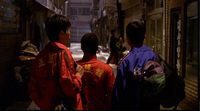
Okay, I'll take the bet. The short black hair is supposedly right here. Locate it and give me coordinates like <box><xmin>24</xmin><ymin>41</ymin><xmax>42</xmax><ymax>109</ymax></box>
<box><xmin>126</xmin><ymin>21</ymin><xmax>145</xmax><ymax>44</ymax></box>
<box><xmin>45</xmin><ymin>14</ymin><xmax>71</xmax><ymax>42</ymax></box>
<box><xmin>81</xmin><ymin>33</ymin><xmax>98</xmax><ymax>54</ymax></box>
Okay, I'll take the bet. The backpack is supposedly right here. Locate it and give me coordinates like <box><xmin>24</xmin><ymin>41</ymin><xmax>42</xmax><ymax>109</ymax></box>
<box><xmin>140</xmin><ymin>54</ymin><xmax>185</xmax><ymax>109</ymax></box>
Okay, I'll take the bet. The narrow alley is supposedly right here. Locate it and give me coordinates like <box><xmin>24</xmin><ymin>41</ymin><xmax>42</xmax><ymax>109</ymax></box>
<box><xmin>0</xmin><ymin>0</ymin><xmax>198</xmax><ymax>110</ymax></box>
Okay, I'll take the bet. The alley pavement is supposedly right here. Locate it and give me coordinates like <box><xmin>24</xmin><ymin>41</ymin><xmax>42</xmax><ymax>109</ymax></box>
<box><xmin>6</xmin><ymin>43</ymin><xmax>180</xmax><ymax>110</ymax></box>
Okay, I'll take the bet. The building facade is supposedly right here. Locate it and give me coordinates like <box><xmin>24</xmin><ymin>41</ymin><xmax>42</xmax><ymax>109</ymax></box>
<box><xmin>165</xmin><ymin>0</ymin><xmax>198</xmax><ymax>110</ymax></box>
<box><xmin>91</xmin><ymin>0</ymin><xmax>117</xmax><ymax>48</ymax></box>
<box><xmin>67</xmin><ymin>0</ymin><xmax>92</xmax><ymax>43</ymax></box>
<box><xmin>118</xmin><ymin>0</ymin><xmax>144</xmax><ymax>51</ymax></box>
<box><xmin>30</xmin><ymin>0</ymin><xmax>67</xmax><ymax>51</ymax></box>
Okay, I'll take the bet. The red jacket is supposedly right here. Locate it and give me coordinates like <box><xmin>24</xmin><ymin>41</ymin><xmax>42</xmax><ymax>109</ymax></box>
<box><xmin>76</xmin><ymin>54</ymin><xmax>115</xmax><ymax>110</ymax></box>
<box><xmin>29</xmin><ymin>42</ymin><xmax>83</xmax><ymax>110</ymax></box>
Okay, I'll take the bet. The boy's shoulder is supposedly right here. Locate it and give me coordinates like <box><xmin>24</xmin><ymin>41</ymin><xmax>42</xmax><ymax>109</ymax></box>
<box><xmin>94</xmin><ymin>59</ymin><xmax>113</xmax><ymax>70</ymax></box>
<box><xmin>131</xmin><ymin>46</ymin><xmax>152</xmax><ymax>52</ymax></box>
<box><xmin>119</xmin><ymin>46</ymin><xmax>155</xmax><ymax>63</ymax></box>
<box><xmin>117</xmin><ymin>53</ymin><xmax>130</xmax><ymax>66</ymax></box>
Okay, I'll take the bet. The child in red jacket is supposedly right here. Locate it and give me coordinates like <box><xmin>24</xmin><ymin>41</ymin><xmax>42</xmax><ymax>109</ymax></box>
<box><xmin>29</xmin><ymin>14</ymin><xmax>84</xmax><ymax>110</ymax></box>
<box><xmin>76</xmin><ymin>33</ymin><xmax>115</xmax><ymax>110</ymax></box>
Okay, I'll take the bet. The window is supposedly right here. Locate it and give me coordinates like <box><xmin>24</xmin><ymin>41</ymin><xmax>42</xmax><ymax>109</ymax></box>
<box><xmin>156</xmin><ymin>0</ymin><xmax>162</xmax><ymax>8</ymax></box>
<box><xmin>86</xmin><ymin>8</ymin><xmax>90</xmax><ymax>15</ymax></box>
<box><xmin>147</xmin><ymin>0</ymin><xmax>155</xmax><ymax>13</ymax></box>
<box><xmin>70</xmin><ymin>7</ymin><xmax>77</xmax><ymax>15</ymax></box>
<box><xmin>73</xmin><ymin>7</ymin><xmax>77</xmax><ymax>15</ymax></box>
<box><xmin>70</xmin><ymin>7</ymin><xmax>73</xmax><ymax>15</ymax></box>
<box><xmin>150</xmin><ymin>20</ymin><xmax>155</xmax><ymax>48</ymax></box>
<box><xmin>149</xmin><ymin>18</ymin><xmax>163</xmax><ymax>54</ymax></box>
<box><xmin>78</xmin><ymin>7</ymin><xmax>90</xmax><ymax>15</ymax></box>
<box><xmin>147</xmin><ymin>0</ymin><xmax>162</xmax><ymax>13</ymax></box>
<box><xmin>83</xmin><ymin>8</ymin><xmax>86</xmax><ymax>15</ymax></box>
<box><xmin>156</xmin><ymin>19</ymin><xmax>162</xmax><ymax>54</ymax></box>
<box><xmin>78</xmin><ymin>8</ymin><xmax>82</xmax><ymax>15</ymax></box>
<box><xmin>185</xmin><ymin>0</ymin><xmax>198</xmax><ymax>83</ymax></box>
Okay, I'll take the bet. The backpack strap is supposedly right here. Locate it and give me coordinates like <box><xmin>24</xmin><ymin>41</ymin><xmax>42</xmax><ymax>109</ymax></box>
<box><xmin>56</xmin><ymin>49</ymin><xmax>81</xmax><ymax>92</ymax></box>
<box><xmin>56</xmin><ymin>49</ymin><xmax>87</xmax><ymax>106</ymax></box>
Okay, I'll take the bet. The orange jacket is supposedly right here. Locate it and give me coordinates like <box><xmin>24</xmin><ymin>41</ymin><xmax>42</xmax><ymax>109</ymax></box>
<box><xmin>29</xmin><ymin>42</ymin><xmax>83</xmax><ymax>110</ymax></box>
<box><xmin>76</xmin><ymin>54</ymin><xmax>115</xmax><ymax>110</ymax></box>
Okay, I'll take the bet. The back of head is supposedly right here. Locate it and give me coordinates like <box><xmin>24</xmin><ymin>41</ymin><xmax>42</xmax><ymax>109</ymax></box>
<box><xmin>126</xmin><ymin>21</ymin><xmax>145</xmax><ymax>45</ymax></box>
<box><xmin>81</xmin><ymin>33</ymin><xmax>98</xmax><ymax>54</ymax></box>
<box><xmin>45</xmin><ymin>14</ymin><xmax>71</xmax><ymax>42</ymax></box>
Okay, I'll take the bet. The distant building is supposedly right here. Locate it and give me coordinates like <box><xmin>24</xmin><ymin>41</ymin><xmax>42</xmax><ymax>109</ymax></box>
<box><xmin>67</xmin><ymin>0</ymin><xmax>92</xmax><ymax>42</ymax></box>
<box><xmin>90</xmin><ymin>0</ymin><xmax>117</xmax><ymax>48</ymax></box>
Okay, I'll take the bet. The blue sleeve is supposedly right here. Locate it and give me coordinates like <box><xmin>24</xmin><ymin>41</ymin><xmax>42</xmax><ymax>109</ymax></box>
<box><xmin>110</xmin><ymin>61</ymin><xmax>128</xmax><ymax>110</ymax></box>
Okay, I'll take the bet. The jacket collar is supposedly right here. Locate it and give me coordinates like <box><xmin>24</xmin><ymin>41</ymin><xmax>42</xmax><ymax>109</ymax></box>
<box><xmin>81</xmin><ymin>54</ymin><xmax>97</xmax><ymax>62</ymax></box>
<box><xmin>130</xmin><ymin>45</ymin><xmax>152</xmax><ymax>53</ymax></box>
<box><xmin>45</xmin><ymin>42</ymin><xmax>68</xmax><ymax>51</ymax></box>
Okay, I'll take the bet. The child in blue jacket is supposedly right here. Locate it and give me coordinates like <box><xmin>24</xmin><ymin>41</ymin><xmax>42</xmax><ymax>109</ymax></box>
<box><xmin>110</xmin><ymin>21</ymin><xmax>159</xmax><ymax>110</ymax></box>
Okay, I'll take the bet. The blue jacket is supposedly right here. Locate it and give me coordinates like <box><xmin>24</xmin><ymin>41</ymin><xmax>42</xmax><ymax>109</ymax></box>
<box><xmin>110</xmin><ymin>46</ymin><xmax>159</xmax><ymax>110</ymax></box>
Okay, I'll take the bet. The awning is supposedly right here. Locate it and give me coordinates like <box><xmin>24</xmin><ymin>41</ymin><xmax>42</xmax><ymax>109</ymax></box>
<box><xmin>29</xmin><ymin>0</ymin><xmax>55</xmax><ymax>14</ymax></box>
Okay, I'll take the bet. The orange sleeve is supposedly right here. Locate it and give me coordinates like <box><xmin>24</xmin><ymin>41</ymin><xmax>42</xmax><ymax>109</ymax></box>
<box><xmin>105</xmin><ymin>66</ymin><xmax>116</xmax><ymax>109</ymax></box>
<box><xmin>58</xmin><ymin>51</ymin><xmax>82</xmax><ymax>97</ymax></box>
<box><xmin>29</xmin><ymin>61</ymin><xmax>42</xmax><ymax>107</ymax></box>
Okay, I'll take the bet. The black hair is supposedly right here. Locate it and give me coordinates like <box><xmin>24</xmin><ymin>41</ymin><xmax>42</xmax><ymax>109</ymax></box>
<box><xmin>81</xmin><ymin>33</ymin><xmax>98</xmax><ymax>54</ymax></box>
<box><xmin>126</xmin><ymin>21</ymin><xmax>145</xmax><ymax>44</ymax></box>
<box><xmin>45</xmin><ymin>14</ymin><xmax>71</xmax><ymax>42</ymax></box>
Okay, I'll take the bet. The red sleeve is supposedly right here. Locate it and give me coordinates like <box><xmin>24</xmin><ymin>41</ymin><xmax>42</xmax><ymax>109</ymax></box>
<box><xmin>58</xmin><ymin>51</ymin><xmax>82</xmax><ymax>97</ymax></box>
<box><xmin>29</xmin><ymin>61</ymin><xmax>42</xmax><ymax>107</ymax></box>
<box><xmin>105</xmin><ymin>66</ymin><xmax>116</xmax><ymax>109</ymax></box>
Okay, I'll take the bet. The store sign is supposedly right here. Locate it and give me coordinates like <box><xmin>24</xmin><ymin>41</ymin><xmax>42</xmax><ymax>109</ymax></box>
<box><xmin>71</xmin><ymin>20</ymin><xmax>90</xmax><ymax>27</ymax></box>
<box><xmin>176</xmin><ymin>19</ymin><xmax>181</xmax><ymax>75</ymax></box>
<box><xmin>0</xmin><ymin>0</ymin><xmax>20</xmax><ymax>33</ymax></box>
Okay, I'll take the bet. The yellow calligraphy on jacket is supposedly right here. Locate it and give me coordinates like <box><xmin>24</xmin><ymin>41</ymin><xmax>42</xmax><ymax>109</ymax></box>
<box><xmin>48</xmin><ymin>54</ymin><xmax>54</xmax><ymax>63</ymax></box>
<box><xmin>38</xmin><ymin>58</ymin><xmax>45</xmax><ymax>68</ymax></box>
<box><xmin>95</xmin><ymin>68</ymin><xmax>104</xmax><ymax>78</ymax></box>
<box><xmin>84</xmin><ymin>64</ymin><xmax>91</xmax><ymax>73</ymax></box>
